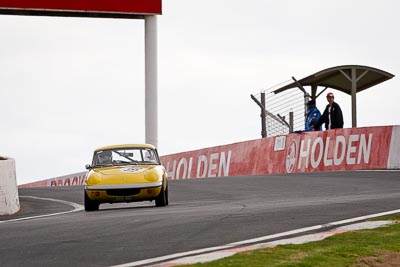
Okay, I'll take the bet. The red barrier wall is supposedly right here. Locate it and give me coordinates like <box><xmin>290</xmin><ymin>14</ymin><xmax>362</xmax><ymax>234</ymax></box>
<box><xmin>18</xmin><ymin>125</ymin><xmax>399</xmax><ymax>187</ymax></box>
<box><xmin>160</xmin><ymin>126</ymin><xmax>399</xmax><ymax>179</ymax></box>
<box><xmin>18</xmin><ymin>172</ymin><xmax>86</xmax><ymax>188</ymax></box>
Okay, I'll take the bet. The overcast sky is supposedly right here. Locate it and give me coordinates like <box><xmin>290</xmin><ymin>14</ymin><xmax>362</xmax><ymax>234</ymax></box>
<box><xmin>1</xmin><ymin>0</ymin><xmax>399</xmax><ymax>185</ymax></box>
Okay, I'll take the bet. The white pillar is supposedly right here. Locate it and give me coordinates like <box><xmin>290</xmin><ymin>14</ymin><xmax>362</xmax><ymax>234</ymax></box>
<box><xmin>0</xmin><ymin>156</ymin><xmax>20</xmax><ymax>215</ymax></box>
<box><xmin>351</xmin><ymin>68</ymin><xmax>357</xmax><ymax>128</ymax></box>
<box><xmin>145</xmin><ymin>15</ymin><xmax>158</xmax><ymax>147</ymax></box>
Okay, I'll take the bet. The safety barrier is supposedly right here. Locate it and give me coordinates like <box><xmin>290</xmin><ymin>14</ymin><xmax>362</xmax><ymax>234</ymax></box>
<box><xmin>0</xmin><ymin>156</ymin><xmax>20</xmax><ymax>215</ymax></box>
<box><xmin>16</xmin><ymin>125</ymin><xmax>400</xmax><ymax>188</ymax></box>
<box><xmin>160</xmin><ymin>125</ymin><xmax>400</xmax><ymax>179</ymax></box>
<box><xmin>18</xmin><ymin>172</ymin><xmax>87</xmax><ymax>188</ymax></box>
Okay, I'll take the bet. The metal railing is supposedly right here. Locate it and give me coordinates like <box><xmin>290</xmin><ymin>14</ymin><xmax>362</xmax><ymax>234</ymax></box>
<box><xmin>251</xmin><ymin>80</ymin><xmax>305</xmax><ymax>138</ymax></box>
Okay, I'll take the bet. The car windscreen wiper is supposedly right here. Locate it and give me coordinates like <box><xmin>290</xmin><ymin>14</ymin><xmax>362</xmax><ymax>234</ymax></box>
<box><xmin>94</xmin><ymin>164</ymin><xmax>113</xmax><ymax>168</ymax></box>
<box><xmin>113</xmin><ymin>161</ymin><xmax>139</xmax><ymax>165</ymax></box>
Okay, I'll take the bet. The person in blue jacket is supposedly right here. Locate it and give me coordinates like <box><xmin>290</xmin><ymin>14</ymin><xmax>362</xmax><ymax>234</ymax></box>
<box><xmin>305</xmin><ymin>99</ymin><xmax>321</xmax><ymax>131</ymax></box>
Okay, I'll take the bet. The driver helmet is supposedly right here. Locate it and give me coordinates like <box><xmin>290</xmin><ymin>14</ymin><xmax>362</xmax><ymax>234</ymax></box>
<box><xmin>98</xmin><ymin>150</ymin><xmax>112</xmax><ymax>164</ymax></box>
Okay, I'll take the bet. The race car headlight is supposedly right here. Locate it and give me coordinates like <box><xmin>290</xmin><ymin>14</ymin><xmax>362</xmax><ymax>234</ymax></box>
<box><xmin>86</xmin><ymin>175</ymin><xmax>101</xmax><ymax>185</ymax></box>
<box><xmin>144</xmin><ymin>172</ymin><xmax>158</xmax><ymax>182</ymax></box>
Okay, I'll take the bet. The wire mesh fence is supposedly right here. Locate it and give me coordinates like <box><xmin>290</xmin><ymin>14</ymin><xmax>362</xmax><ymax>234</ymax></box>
<box><xmin>252</xmin><ymin>80</ymin><xmax>306</xmax><ymax>137</ymax></box>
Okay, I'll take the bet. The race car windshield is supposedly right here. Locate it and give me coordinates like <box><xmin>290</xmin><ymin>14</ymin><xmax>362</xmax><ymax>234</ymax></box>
<box><xmin>92</xmin><ymin>148</ymin><xmax>160</xmax><ymax>167</ymax></box>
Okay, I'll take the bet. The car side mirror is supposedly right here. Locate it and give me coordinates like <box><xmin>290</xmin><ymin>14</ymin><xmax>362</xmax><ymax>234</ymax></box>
<box><xmin>85</xmin><ymin>164</ymin><xmax>92</xmax><ymax>170</ymax></box>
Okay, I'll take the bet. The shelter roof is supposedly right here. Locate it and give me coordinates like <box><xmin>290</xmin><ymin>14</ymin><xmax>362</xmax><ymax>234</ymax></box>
<box><xmin>273</xmin><ymin>65</ymin><xmax>394</xmax><ymax>95</ymax></box>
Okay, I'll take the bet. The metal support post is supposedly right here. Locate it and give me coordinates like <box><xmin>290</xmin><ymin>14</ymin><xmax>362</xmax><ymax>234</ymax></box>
<box><xmin>251</xmin><ymin>94</ymin><xmax>267</xmax><ymax>138</ymax></box>
<box><xmin>260</xmin><ymin>93</ymin><xmax>267</xmax><ymax>138</ymax></box>
<box><xmin>351</xmin><ymin>68</ymin><xmax>357</xmax><ymax>127</ymax></box>
<box><xmin>145</xmin><ymin>15</ymin><xmax>158</xmax><ymax>147</ymax></box>
<box><xmin>289</xmin><ymin>111</ymin><xmax>294</xmax><ymax>133</ymax></box>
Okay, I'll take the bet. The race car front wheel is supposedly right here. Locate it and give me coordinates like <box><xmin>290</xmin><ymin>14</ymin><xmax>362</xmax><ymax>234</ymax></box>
<box><xmin>155</xmin><ymin>185</ymin><xmax>167</xmax><ymax>207</ymax></box>
<box><xmin>84</xmin><ymin>191</ymin><xmax>100</xmax><ymax>211</ymax></box>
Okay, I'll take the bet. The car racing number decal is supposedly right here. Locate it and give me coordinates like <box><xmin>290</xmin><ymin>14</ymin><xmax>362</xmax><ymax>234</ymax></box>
<box><xmin>121</xmin><ymin>167</ymin><xmax>144</xmax><ymax>173</ymax></box>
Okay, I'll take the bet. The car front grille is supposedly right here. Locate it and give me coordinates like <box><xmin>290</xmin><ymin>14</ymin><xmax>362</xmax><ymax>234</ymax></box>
<box><xmin>106</xmin><ymin>188</ymin><xmax>141</xmax><ymax>196</ymax></box>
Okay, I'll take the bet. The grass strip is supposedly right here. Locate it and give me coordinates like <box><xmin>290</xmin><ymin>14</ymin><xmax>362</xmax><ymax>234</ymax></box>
<box><xmin>181</xmin><ymin>216</ymin><xmax>400</xmax><ymax>267</ymax></box>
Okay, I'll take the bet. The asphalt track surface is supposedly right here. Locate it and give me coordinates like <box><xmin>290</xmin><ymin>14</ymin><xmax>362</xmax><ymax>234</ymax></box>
<box><xmin>1</xmin><ymin>171</ymin><xmax>400</xmax><ymax>267</ymax></box>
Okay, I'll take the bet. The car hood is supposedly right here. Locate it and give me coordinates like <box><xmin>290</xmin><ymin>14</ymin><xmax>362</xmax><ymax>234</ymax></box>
<box><xmin>86</xmin><ymin>165</ymin><xmax>162</xmax><ymax>186</ymax></box>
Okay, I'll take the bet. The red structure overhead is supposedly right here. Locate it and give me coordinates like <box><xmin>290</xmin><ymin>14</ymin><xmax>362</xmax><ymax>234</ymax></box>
<box><xmin>0</xmin><ymin>0</ymin><xmax>162</xmax><ymax>18</ymax></box>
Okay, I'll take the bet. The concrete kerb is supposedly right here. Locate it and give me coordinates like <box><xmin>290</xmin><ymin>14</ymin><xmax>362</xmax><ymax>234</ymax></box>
<box><xmin>109</xmin><ymin>209</ymin><xmax>400</xmax><ymax>267</ymax></box>
<box><xmin>151</xmin><ymin>221</ymin><xmax>394</xmax><ymax>267</ymax></box>
<box><xmin>0</xmin><ymin>156</ymin><xmax>20</xmax><ymax>215</ymax></box>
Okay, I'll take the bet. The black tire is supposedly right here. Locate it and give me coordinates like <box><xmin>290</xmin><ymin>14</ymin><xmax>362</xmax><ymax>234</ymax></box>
<box><xmin>84</xmin><ymin>191</ymin><xmax>99</xmax><ymax>211</ymax></box>
<box><xmin>155</xmin><ymin>185</ymin><xmax>167</xmax><ymax>207</ymax></box>
<box><xmin>165</xmin><ymin>186</ymin><xmax>169</xmax><ymax>206</ymax></box>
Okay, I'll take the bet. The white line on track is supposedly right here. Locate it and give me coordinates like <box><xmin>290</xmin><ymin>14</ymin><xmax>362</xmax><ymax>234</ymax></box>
<box><xmin>109</xmin><ymin>208</ymin><xmax>400</xmax><ymax>267</ymax></box>
<box><xmin>355</xmin><ymin>169</ymin><xmax>400</xmax><ymax>172</ymax></box>
<box><xmin>0</xmin><ymin>196</ymin><xmax>84</xmax><ymax>224</ymax></box>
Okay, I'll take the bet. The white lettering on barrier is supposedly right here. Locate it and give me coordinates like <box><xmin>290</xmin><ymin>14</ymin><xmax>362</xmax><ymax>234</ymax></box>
<box><xmin>358</xmin><ymin>134</ymin><xmax>372</xmax><ymax>164</ymax></box>
<box><xmin>208</xmin><ymin>153</ymin><xmax>219</xmax><ymax>177</ymax></box>
<box><xmin>347</xmin><ymin>134</ymin><xmax>358</xmax><ymax>164</ymax></box>
<box><xmin>310</xmin><ymin>137</ymin><xmax>323</xmax><ymax>168</ymax></box>
<box><xmin>177</xmin><ymin>157</ymin><xmax>188</xmax><ymax>179</ymax></box>
<box><xmin>297</xmin><ymin>139</ymin><xmax>310</xmax><ymax>169</ymax></box>
<box><xmin>166</xmin><ymin>160</ymin><xmax>177</xmax><ymax>179</ymax></box>
<box><xmin>166</xmin><ymin>151</ymin><xmax>232</xmax><ymax>179</ymax></box>
<box><xmin>50</xmin><ymin>175</ymin><xmax>86</xmax><ymax>187</ymax></box>
<box><xmin>218</xmin><ymin>151</ymin><xmax>231</xmax><ymax>177</ymax></box>
<box><xmin>323</xmin><ymin>137</ymin><xmax>333</xmax><ymax>166</ymax></box>
<box><xmin>334</xmin><ymin>136</ymin><xmax>346</xmax><ymax>165</ymax></box>
<box><xmin>197</xmin><ymin>155</ymin><xmax>207</xmax><ymax>178</ymax></box>
<box><xmin>287</xmin><ymin>133</ymin><xmax>372</xmax><ymax>172</ymax></box>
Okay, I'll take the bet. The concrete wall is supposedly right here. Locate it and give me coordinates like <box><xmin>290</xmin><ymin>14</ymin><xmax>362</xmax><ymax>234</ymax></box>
<box><xmin>0</xmin><ymin>156</ymin><xmax>20</xmax><ymax>215</ymax></box>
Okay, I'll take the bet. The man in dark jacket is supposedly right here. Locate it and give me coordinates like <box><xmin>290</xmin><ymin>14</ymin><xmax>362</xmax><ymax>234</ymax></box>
<box><xmin>313</xmin><ymin>92</ymin><xmax>343</xmax><ymax>130</ymax></box>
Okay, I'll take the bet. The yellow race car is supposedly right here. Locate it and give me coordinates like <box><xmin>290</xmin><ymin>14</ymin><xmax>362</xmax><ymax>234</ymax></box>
<box><xmin>84</xmin><ymin>144</ymin><xmax>168</xmax><ymax>211</ymax></box>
